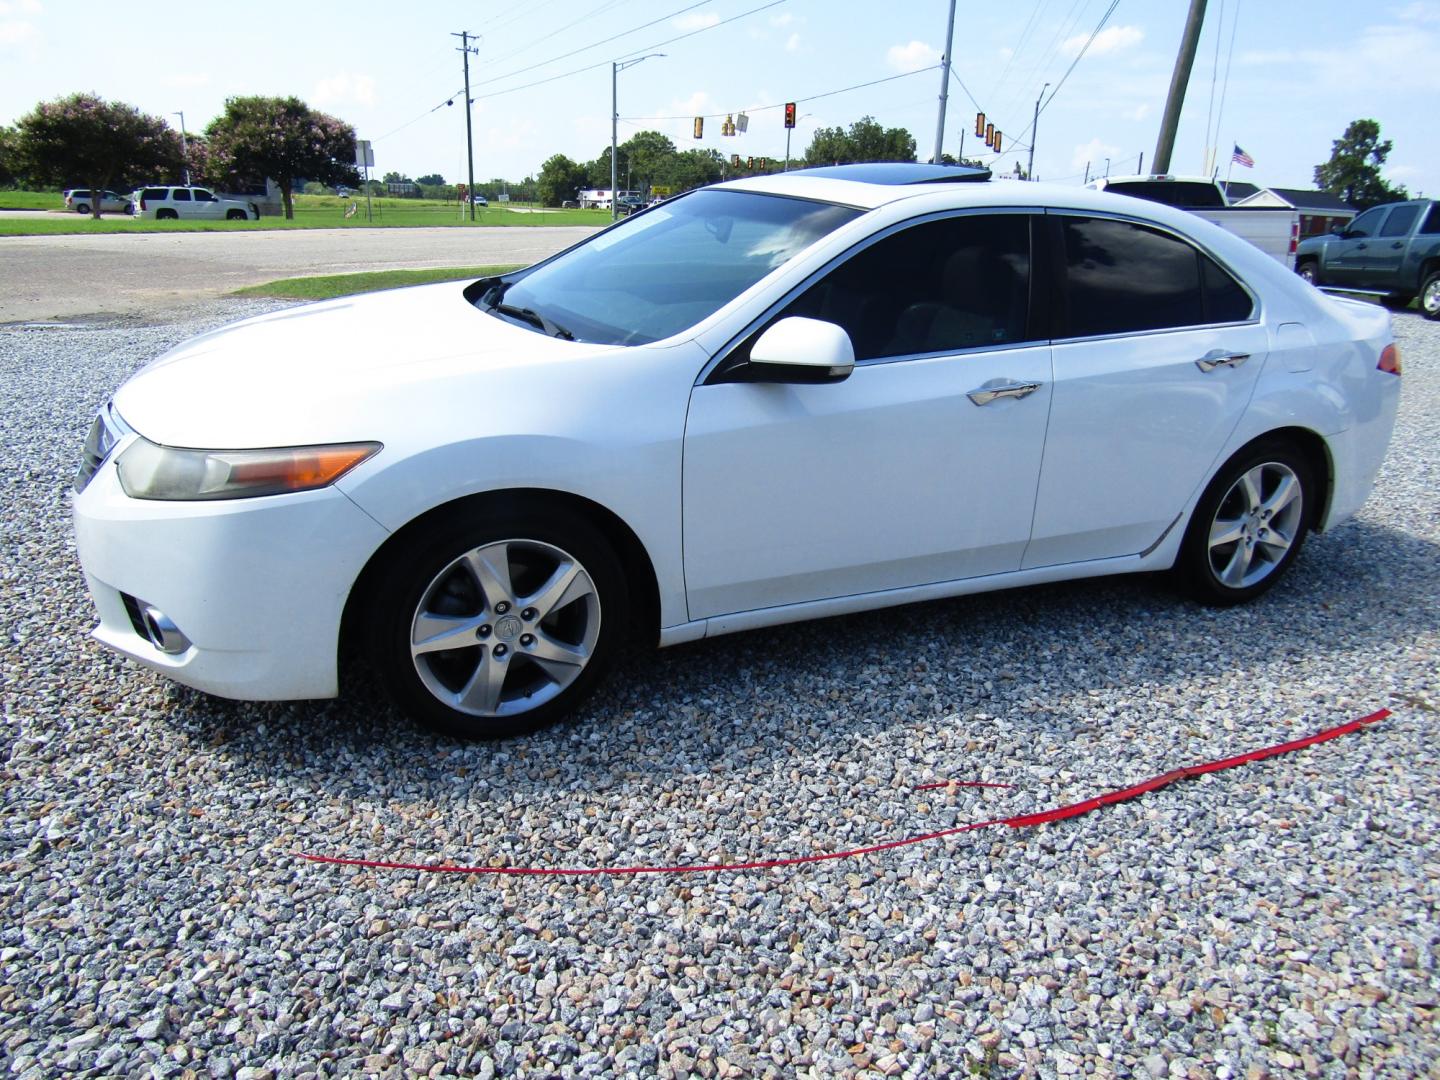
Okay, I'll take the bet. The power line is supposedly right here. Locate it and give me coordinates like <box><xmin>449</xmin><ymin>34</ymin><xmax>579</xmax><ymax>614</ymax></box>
<box><xmin>484</xmin><ymin>0</ymin><xmax>631</xmax><ymax>69</ymax></box>
<box><xmin>623</xmin><ymin>65</ymin><xmax>941</xmax><ymax>121</ymax></box>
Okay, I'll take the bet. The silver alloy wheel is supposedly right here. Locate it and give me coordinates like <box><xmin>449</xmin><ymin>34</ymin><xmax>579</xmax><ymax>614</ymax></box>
<box><xmin>1424</xmin><ymin>276</ymin><xmax>1440</xmax><ymax>316</ymax></box>
<box><xmin>408</xmin><ymin>538</ymin><xmax>601</xmax><ymax>718</ymax></box>
<box><xmin>1207</xmin><ymin>462</ymin><xmax>1304</xmax><ymax>590</ymax></box>
<box><xmin>1297</xmin><ymin>263</ymin><xmax>1316</xmax><ymax>284</ymax></box>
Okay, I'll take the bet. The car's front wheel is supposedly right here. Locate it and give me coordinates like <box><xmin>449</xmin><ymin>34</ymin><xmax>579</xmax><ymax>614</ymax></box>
<box><xmin>370</xmin><ymin>505</ymin><xmax>628</xmax><ymax>739</ymax></box>
<box><xmin>1177</xmin><ymin>441</ymin><xmax>1315</xmax><ymax>606</ymax></box>
<box><xmin>1296</xmin><ymin>260</ymin><xmax>1319</xmax><ymax>286</ymax></box>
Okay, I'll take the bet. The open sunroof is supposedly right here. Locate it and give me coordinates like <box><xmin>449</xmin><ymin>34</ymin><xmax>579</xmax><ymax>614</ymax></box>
<box><xmin>784</xmin><ymin>163</ymin><xmax>991</xmax><ymax>184</ymax></box>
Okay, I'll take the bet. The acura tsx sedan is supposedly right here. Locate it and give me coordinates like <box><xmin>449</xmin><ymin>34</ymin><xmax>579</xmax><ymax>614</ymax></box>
<box><xmin>72</xmin><ymin>164</ymin><xmax>1401</xmax><ymax>738</ymax></box>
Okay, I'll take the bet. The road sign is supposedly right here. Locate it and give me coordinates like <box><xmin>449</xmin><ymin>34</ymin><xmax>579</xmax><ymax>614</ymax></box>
<box><xmin>354</xmin><ymin>139</ymin><xmax>374</xmax><ymax>168</ymax></box>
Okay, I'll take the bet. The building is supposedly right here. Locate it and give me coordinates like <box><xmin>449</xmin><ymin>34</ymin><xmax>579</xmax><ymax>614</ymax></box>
<box><xmin>1234</xmin><ymin>188</ymin><xmax>1356</xmax><ymax>239</ymax></box>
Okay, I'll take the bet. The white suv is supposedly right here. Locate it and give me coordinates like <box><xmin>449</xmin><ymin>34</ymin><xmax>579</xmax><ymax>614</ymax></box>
<box><xmin>132</xmin><ymin>186</ymin><xmax>259</xmax><ymax>221</ymax></box>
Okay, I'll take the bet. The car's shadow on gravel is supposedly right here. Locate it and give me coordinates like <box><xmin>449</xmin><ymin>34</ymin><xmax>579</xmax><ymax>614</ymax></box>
<box><xmin>163</xmin><ymin>518</ymin><xmax>1439</xmax><ymax>805</ymax></box>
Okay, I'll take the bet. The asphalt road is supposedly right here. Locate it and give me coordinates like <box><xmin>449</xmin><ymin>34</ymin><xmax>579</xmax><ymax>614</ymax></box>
<box><xmin>0</xmin><ymin>225</ymin><xmax>600</xmax><ymax>323</ymax></box>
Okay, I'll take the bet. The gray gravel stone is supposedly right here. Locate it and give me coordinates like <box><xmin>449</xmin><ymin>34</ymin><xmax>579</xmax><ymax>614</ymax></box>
<box><xmin>1</xmin><ymin>299</ymin><xmax>1437</xmax><ymax>1078</ymax></box>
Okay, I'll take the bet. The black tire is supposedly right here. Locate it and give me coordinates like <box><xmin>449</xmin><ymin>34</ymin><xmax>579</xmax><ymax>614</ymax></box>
<box><xmin>1421</xmin><ymin>270</ymin><xmax>1440</xmax><ymax>322</ymax></box>
<box><xmin>1176</xmin><ymin>440</ymin><xmax>1316</xmax><ymax>606</ymax></box>
<box><xmin>156</xmin><ymin>209</ymin><xmax>178</xmax><ymax>220</ymax></box>
<box><xmin>1295</xmin><ymin>260</ymin><xmax>1320</xmax><ymax>286</ymax></box>
<box><xmin>368</xmin><ymin>503</ymin><xmax>629</xmax><ymax>739</ymax></box>
<box><xmin>1380</xmin><ymin>293</ymin><xmax>1414</xmax><ymax>311</ymax></box>
<box><xmin>226</xmin><ymin>209</ymin><xmax>246</xmax><ymax>220</ymax></box>
<box><xmin>74</xmin><ymin>204</ymin><xmax>90</xmax><ymax>215</ymax></box>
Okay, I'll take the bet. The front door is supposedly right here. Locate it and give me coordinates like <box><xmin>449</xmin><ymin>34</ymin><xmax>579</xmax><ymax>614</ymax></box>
<box><xmin>682</xmin><ymin>212</ymin><xmax>1053</xmax><ymax>620</ymax></box>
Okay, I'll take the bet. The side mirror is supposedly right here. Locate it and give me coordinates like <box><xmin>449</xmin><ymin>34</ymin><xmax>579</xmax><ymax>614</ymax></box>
<box><xmin>745</xmin><ymin>317</ymin><xmax>855</xmax><ymax>384</ymax></box>
<box><xmin>1330</xmin><ymin>224</ymin><xmax>1345</xmax><ymax>237</ymax></box>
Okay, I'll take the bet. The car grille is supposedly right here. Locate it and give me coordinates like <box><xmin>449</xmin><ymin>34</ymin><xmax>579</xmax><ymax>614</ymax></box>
<box><xmin>74</xmin><ymin>404</ymin><xmax>126</xmax><ymax>493</ymax></box>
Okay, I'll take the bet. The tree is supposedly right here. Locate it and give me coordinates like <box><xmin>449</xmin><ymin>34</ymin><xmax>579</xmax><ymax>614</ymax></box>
<box><xmin>205</xmin><ymin>96</ymin><xmax>358</xmax><ymax>219</ymax></box>
<box><xmin>13</xmin><ymin>93</ymin><xmax>182</xmax><ymax>217</ymax></box>
<box><xmin>538</xmin><ymin>154</ymin><xmax>588</xmax><ymax>206</ymax></box>
<box><xmin>416</xmin><ymin>173</ymin><xmax>445</xmax><ymax>186</ymax></box>
<box><xmin>803</xmin><ymin>116</ymin><xmax>917</xmax><ymax>166</ymax></box>
<box><xmin>1314</xmin><ymin>119</ymin><xmax>1409</xmax><ymax>211</ymax></box>
<box><xmin>0</xmin><ymin>126</ymin><xmax>21</xmax><ymax>188</ymax></box>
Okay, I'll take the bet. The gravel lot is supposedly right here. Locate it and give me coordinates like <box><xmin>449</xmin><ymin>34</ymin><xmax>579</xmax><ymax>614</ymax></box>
<box><xmin>2</xmin><ymin>302</ymin><xmax>1437</xmax><ymax>1079</ymax></box>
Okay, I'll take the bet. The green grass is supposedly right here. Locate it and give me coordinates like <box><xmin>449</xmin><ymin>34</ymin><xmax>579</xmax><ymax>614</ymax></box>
<box><xmin>232</xmin><ymin>265</ymin><xmax>523</xmax><ymax>301</ymax></box>
<box><xmin>0</xmin><ymin>190</ymin><xmax>611</xmax><ymax>234</ymax></box>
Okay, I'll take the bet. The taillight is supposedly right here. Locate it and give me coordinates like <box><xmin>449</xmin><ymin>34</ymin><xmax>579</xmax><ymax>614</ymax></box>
<box><xmin>139</xmin><ymin>198</ymin><xmax>146</xmax><ymax>211</ymax></box>
<box><xmin>1378</xmin><ymin>344</ymin><xmax>1401</xmax><ymax>375</ymax></box>
<box><xmin>1289</xmin><ymin>221</ymin><xmax>1299</xmax><ymax>256</ymax></box>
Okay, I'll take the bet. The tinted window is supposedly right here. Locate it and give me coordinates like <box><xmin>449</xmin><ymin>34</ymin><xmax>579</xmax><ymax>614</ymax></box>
<box><xmin>142</xmin><ymin>188</ymin><xmax>167</xmax><ymax>200</ymax></box>
<box><xmin>1201</xmin><ymin>257</ymin><xmax>1254</xmax><ymax>323</ymax></box>
<box><xmin>777</xmin><ymin>214</ymin><xmax>1032</xmax><ymax>361</ymax></box>
<box><xmin>1421</xmin><ymin>205</ymin><xmax>1440</xmax><ymax>235</ymax></box>
<box><xmin>1379</xmin><ymin>205</ymin><xmax>1418</xmax><ymax>237</ymax></box>
<box><xmin>1103</xmin><ymin>180</ymin><xmax>1225</xmax><ymax>209</ymax></box>
<box><xmin>193</xmin><ymin>189</ymin><xmax>215</xmax><ymax>201</ymax></box>
<box><xmin>1059</xmin><ymin>217</ymin><xmax>1204</xmax><ymax>336</ymax></box>
<box><xmin>171</xmin><ymin>189</ymin><xmax>191</xmax><ymax>201</ymax></box>
<box><xmin>1346</xmin><ymin>207</ymin><xmax>1385</xmax><ymax>237</ymax></box>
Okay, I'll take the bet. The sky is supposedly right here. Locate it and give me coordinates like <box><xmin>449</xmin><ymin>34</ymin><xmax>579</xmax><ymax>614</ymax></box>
<box><xmin>2</xmin><ymin>0</ymin><xmax>1435</xmax><ymax>196</ymax></box>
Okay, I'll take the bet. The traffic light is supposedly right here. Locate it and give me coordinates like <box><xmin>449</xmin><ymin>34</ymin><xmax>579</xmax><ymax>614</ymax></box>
<box><xmin>693</xmin><ymin>116</ymin><xmax>703</xmax><ymax>139</ymax></box>
<box><xmin>985</xmin><ymin>122</ymin><xmax>995</xmax><ymax>149</ymax></box>
<box><xmin>784</xmin><ymin>102</ymin><xmax>797</xmax><ymax>129</ymax></box>
<box><xmin>731</xmin><ymin>153</ymin><xmax>741</xmax><ymax>167</ymax></box>
<box><xmin>758</xmin><ymin>157</ymin><xmax>768</xmax><ymax>170</ymax></box>
<box><xmin>975</xmin><ymin>112</ymin><xmax>986</xmax><ymax>137</ymax></box>
<box><xmin>746</xmin><ymin>157</ymin><xmax>754</xmax><ymax>170</ymax></box>
<box><xmin>993</xmin><ymin>130</ymin><xmax>1003</xmax><ymax>153</ymax></box>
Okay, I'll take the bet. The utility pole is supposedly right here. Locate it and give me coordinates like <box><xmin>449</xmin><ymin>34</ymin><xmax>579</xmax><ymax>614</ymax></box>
<box><xmin>612</xmin><ymin>54</ymin><xmax>664</xmax><ymax>221</ymax></box>
<box><xmin>932</xmin><ymin>0</ymin><xmax>958</xmax><ymax>163</ymax></box>
<box><xmin>452</xmin><ymin>31</ymin><xmax>478</xmax><ymax>222</ymax></box>
<box><xmin>1152</xmin><ymin>0</ymin><xmax>1207</xmax><ymax>175</ymax></box>
<box><xmin>173</xmin><ymin>112</ymin><xmax>190</xmax><ymax>185</ymax></box>
<box><xmin>1026</xmin><ymin>83</ymin><xmax>1049</xmax><ymax>181</ymax></box>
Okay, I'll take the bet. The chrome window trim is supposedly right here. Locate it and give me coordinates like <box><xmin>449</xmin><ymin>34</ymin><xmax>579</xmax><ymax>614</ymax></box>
<box><xmin>1044</xmin><ymin>207</ymin><xmax>1262</xmax><ymax>334</ymax></box>
<box><xmin>698</xmin><ymin>205</ymin><xmax>1042</xmax><ymax>386</ymax></box>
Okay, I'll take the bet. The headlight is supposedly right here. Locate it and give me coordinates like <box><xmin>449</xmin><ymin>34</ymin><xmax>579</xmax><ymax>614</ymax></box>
<box><xmin>115</xmin><ymin>437</ymin><xmax>381</xmax><ymax>501</ymax></box>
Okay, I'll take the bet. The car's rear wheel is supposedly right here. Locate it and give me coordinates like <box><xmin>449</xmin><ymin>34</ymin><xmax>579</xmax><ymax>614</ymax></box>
<box><xmin>1177</xmin><ymin>441</ymin><xmax>1315</xmax><ymax>606</ymax></box>
<box><xmin>156</xmin><ymin>209</ymin><xmax>178</xmax><ymax>220</ymax></box>
<box><xmin>370</xmin><ymin>505</ymin><xmax>628</xmax><ymax>739</ymax></box>
<box><xmin>1421</xmin><ymin>271</ymin><xmax>1440</xmax><ymax>321</ymax></box>
<box><xmin>226</xmin><ymin>209</ymin><xmax>246</xmax><ymax>220</ymax></box>
<box><xmin>75</xmin><ymin>203</ymin><xmax>90</xmax><ymax>215</ymax></box>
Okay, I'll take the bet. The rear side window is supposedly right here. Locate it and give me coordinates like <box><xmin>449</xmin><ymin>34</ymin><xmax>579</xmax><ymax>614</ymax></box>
<box><xmin>143</xmin><ymin>188</ymin><xmax>168</xmax><ymax>200</ymax></box>
<box><xmin>778</xmin><ymin>213</ymin><xmax>1034</xmax><ymax>361</ymax></box>
<box><xmin>171</xmin><ymin>189</ymin><xmax>191</xmax><ymax>202</ymax></box>
<box><xmin>1057</xmin><ymin>216</ymin><xmax>1251</xmax><ymax>337</ymax></box>
<box><xmin>1379</xmin><ymin>205</ymin><xmax>1418</xmax><ymax>237</ymax></box>
<box><xmin>1421</xmin><ymin>205</ymin><xmax>1440</xmax><ymax>235</ymax></box>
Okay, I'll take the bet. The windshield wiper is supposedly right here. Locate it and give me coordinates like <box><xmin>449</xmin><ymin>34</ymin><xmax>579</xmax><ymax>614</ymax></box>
<box><xmin>493</xmin><ymin>302</ymin><xmax>575</xmax><ymax>341</ymax></box>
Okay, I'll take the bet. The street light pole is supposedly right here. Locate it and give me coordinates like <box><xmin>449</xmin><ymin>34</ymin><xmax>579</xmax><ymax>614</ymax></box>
<box><xmin>1027</xmin><ymin>83</ymin><xmax>1048</xmax><ymax>181</ymax></box>
<box><xmin>173</xmin><ymin>112</ymin><xmax>189</xmax><ymax>185</ymax></box>
<box><xmin>611</xmin><ymin>54</ymin><xmax>665</xmax><ymax>222</ymax></box>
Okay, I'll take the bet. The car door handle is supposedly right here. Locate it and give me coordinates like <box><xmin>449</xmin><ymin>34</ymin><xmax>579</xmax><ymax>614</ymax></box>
<box><xmin>1356</xmin><ymin>242</ymin><xmax>1368</xmax><ymax>250</ymax></box>
<box><xmin>1195</xmin><ymin>349</ymin><xmax>1251</xmax><ymax>372</ymax></box>
<box><xmin>1392</xmin><ymin>241</ymin><xmax>1404</xmax><ymax>249</ymax></box>
<box><xmin>967</xmin><ymin>381</ymin><xmax>1041</xmax><ymax>405</ymax></box>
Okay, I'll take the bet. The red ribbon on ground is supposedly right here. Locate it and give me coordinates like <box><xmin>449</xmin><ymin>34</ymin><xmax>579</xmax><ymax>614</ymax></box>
<box><xmin>296</xmin><ymin>708</ymin><xmax>1388</xmax><ymax>877</ymax></box>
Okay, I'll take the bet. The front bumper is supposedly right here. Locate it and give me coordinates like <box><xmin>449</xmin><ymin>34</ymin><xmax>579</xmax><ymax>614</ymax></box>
<box><xmin>72</xmin><ymin>457</ymin><xmax>390</xmax><ymax>701</ymax></box>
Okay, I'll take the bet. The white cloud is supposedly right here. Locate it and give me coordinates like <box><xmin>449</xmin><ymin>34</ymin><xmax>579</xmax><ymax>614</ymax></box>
<box><xmin>0</xmin><ymin>0</ymin><xmax>41</xmax><ymax>13</ymax></box>
<box><xmin>313</xmin><ymin>72</ymin><xmax>377</xmax><ymax>108</ymax></box>
<box><xmin>1061</xmin><ymin>24</ymin><xmax>1143</xmax><ymax>57</ymax></box>
<box><xmin>886</xmin><ymin>40</ymin><xmax>939</xmax><ymax>73</ymax></box>
<box><xmin>1072</xmin><ymin>137</ymin><xmax>1120</xmax><ymax>173</ymax></box>
<box><xmin>769</xmin><ymin>12</ymin><xmax>795</xmax><ymax>28</ymax></box>
<box><xmin>785</xmin><ymin>32</ymin><xmax>801</xmax><ymax>52</ymax></box>
<box><xmin>1125</xmin><ymin>102</ymin><xmax>1151</xmax><ymax>122</ymax></box>
<box><xmin>1396</xmin><ymin>1</ymin><xmax>1440</xmax><ymax>23</ymax></box>
<box><xmin>674</xmin><ymin>12</ymin><xmax>721</xmax><ymax>31</ymax></box>
<box><xmin>0</xmin><ymin>19</ymin><xmax>35</xmax><ymax>44</ymax></box>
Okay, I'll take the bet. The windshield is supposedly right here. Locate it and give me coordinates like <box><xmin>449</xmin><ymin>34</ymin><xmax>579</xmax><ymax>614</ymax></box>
<box><xmin>491</xmin><ymin>189</ymin><xmax>861</xmax><ymax>345</ymax></box>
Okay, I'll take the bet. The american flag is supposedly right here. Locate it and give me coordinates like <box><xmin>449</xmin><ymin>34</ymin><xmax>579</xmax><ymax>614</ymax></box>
<box><xmin>1231</xmin><ymin>144</ymin><xmax>1255</xmax><ymax>168</ymax></box>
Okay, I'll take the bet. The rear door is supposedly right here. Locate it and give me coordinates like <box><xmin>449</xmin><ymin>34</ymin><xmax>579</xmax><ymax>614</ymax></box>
<box><xmin>1369</xmin><ymin>203</ymin><xmax>1420</xmax><ymax>289</ymax></box>
<box><xmin>1024</xmin><ymin>212</ymin><xmax>1267</xmax><ymax>568</ymax></box>
<box><xmin>169</xmin><ymin>187</ymin><xmax>193</xmax><ymax>217</ymax></box>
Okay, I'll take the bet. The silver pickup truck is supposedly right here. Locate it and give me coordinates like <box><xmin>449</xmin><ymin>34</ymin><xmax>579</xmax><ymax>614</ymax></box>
<box><xmin>1087</xmin><ymin>175</ymin><xmax>1299</xmax><ymax>268</ymax></box>
<box><xmin>1294</xmin><ymin>199</ymin><xmax>1440</xmax><ymax>320</ymax></box>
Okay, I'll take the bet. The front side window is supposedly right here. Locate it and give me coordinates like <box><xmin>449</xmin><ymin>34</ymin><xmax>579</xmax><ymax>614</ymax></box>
<box><xmin>775</xmin><ymin>213</ymin><xmax>1033</xmax><ymax>361</ymax></box>
<box><xmin>1345</xmin><ymin>207</ymin><xmax>1385</xmax><ymax>237</ymax></box>
<box><xmin>193</xmin><ymin>189</ymin><xmax>216</xmax><ymax>202</ymax></box>
<box><xmin>493</xmin><ymin>190</ymin><xmax>860</xmax><ymax>345</ymax></box>
<box><xmin>1057</xmin><ymin>216</ymin><xmax>1251</xmax><ymax>337</ymax></box>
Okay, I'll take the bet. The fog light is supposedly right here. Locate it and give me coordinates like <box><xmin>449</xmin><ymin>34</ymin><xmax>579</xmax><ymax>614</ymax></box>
<box><xmin>140</xmin><ymin>605</ymin><xmax>191</xmax><ymax>654</ymax></box>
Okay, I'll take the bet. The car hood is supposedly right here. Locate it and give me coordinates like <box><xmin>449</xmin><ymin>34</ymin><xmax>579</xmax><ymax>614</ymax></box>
<box><xmin>113</xmin><ymin>282</ymin><xmax>622</xmax><ymax>448</ymax></box>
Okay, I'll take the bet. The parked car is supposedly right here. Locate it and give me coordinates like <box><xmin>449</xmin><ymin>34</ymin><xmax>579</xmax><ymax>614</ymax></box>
<box><xmin>72</xmin><ymin>163</ymin><xmax>1400</xmax><ymax>739</ymax></box>
<box><xmin>1087</xmin><ymin>175</ymin><xmax>1299</xmax><ymax>268</ymax></box>
<box><xmin>1294</xmin><ymin>199</ymin><xmax>1440</xmax><ymax>319</ymax></box>
<box><xmin>131</xmin><ymin>186</ymin><xmax>259</xmax><ymax>221</ymax></box>
<box><xmin>63</xmin><ymin>189</ymin><xmax>132</xmax><ymax>215</ymax></box>
<box><xmin>472</xmin><ymin>194</ymin><xmax>488</xmax><ymax>206</ymax></box>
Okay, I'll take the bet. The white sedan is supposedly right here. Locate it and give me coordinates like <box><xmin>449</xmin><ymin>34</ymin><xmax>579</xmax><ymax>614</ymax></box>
<box><xmin>72</xmin><ymin>164</ymin><xmax>1402</xmax><ymax>738</ymax></box>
